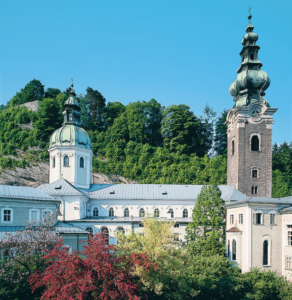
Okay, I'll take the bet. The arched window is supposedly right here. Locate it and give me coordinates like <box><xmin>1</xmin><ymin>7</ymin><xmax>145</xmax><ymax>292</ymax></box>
<box><xmin>117</xmin><ymin>227</ymin><xmax>125</xmax><ymax>235</ymax></box>
<box><xmin>64</xmin><ymin>155</ymin><xmax>69</xmax><ymax>167</ymax></box>
<box><xmin>255</xmin><ymin>186</ymin><xmax>258</xmax><ymax>195</ymax></box>
<box><xmin>52</xmin><ymin>157</ymin><xmax>55</xmax><ymax>168</ymax></box>
<box><xmin>154</xmin><ymin>208</ymin><xmax>159</xmax><ymax>218</ymax></box>
<box><xmin>168</xmin><ymin>209</ymin><xmax>174</xmax><ymax>218</ymax></box>
<box><xmin>227</xmin><ymin>240</ymin><xmax>230</xmax><ymax>258</ymax></box>
<box><xmin>139</xmin><ymin>208</ymin><xmax>145</xmax><ymax>217</ymax></box>
<box><xmin>101</xmin><ymin>227</ymin><xmax>109</xmax><ymax>243</ymax></box>
<box><xmin>251</xmin><ymin>186</ymin><xmax>254</xmax><ymax>194</ymax></box>
<box><xmin>124</xmin><ymin>208</ymin><xmax>129</xmax><ymax>217</ymax></box>
<box><xmin>93</xmin><ymin>207</ymin><xmax>99</xmax><ymax>217</ymax></box>
<box><xmin>86</xmin><ymin>227</ymin><xmax>93</xmax><ymax>234</ymax></box>
<box><xmin>183</xmin><ymin>209</ymin><xmax>188</xmax><ymax>218</ymax></box>
<box><xmin>250</xmin><ymin>53</ymin><xmax>254</xmax><ymax>60</ymax></box>
<box><xmin>69</xmin><ymin>113</ymin><xmax>73</xmax><ymax>121</ymax></box>
<box><xmin>80</xmin><ymin>157</ymin><xmax>84</xmax><ymax>168</ymax></box>
<box><xmin>251</xmin><ymin>136</ymin><xmax>259</xmax><ymax>151</ymax></box>
<box><xmin>263</xmin><ymin>240</ymin><xmax>268</xmax><ymax>265</ymax></box>
<box><xmin>231</xmin><ymin>140</ymin><xmax>235</xmax><ymax>155</ymax></box>
<box><xmin>109</xmin><ymin>207</ymin><xmax>114</xmax><ymax>217</ymax></box>
<box><xmin>232</xmin><ymin>240</ymin><xmax>236</xmax><ymax>260</ymax></box>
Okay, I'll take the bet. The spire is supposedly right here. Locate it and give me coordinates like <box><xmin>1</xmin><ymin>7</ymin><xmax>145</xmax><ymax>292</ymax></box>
<box><xmin>228</xmin><ymin>10</ymin><xmax>271</xmax><ymax>107</ymax></box>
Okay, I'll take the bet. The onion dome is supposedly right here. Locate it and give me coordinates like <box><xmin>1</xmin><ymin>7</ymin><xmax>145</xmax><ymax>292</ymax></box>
<box><xmin>229</xmin><ymin>9</ymin><xmax>271</xmax><ymax>107</ymax></box>
<box><xmin>49</xmin><ymin>80</ymin><xmax>93</xmax><ymax>150</ymax></box>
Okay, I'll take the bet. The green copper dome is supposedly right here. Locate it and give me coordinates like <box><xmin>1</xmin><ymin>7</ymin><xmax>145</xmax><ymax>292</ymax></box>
<box><xmin>64</xmin><ymin>96</ymin><xmax>79</xmax><ymax>107</ymax></box>
<box><xmin>49</xmin><ymin>124</ymin><xmax>93</xmax><ymax>150</ymax></box>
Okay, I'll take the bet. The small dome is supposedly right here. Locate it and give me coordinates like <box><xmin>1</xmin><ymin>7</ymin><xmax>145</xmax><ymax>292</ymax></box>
<box><xmin>49</xmin><ymin>124</ymin><xmax>93</xmax><ymax>150</ymax></box>
<box><xmin>64</xmin><ymin>96</ymin><xmax>80</xmax><ymax>107</ymax></box>
<box><xmin>241</xmin><ymin>32</ymin><xmax>258</xmax><ymax>46</ymax></box>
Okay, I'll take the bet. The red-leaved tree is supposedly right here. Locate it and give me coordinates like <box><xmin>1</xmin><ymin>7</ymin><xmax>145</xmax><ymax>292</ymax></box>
<box><xmin>30</xmin><ymin>233</ymin><xmax>158</xmax><ymax>300</ymax></box>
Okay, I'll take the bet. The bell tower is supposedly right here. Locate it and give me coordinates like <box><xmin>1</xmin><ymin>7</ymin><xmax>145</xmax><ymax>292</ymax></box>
<box><xmin>225</xmin><ymin>11</ymin><xmax>277</xmax><ymax>198</ymax></box>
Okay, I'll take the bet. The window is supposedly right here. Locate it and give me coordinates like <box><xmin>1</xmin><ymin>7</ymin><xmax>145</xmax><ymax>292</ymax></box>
<box><xmin>251</xmin><ymin>136</ymin><xmax>259</xmax><ymax>151</ymax></box>
<box><xmin>232</xmin><ymin>240</ymin><xmax>236</xmax><ymax>260</ymax></box>
<box><xmin>43</xmin><ymin>210</ymin><xmax>52</xmax><ymax>219</ymax></box>
<box><xmin>154</xmin><ymin>208</ymin><xmax>159</xmax><ymax>218</ymax></box>
<box><xmin>86</xmin><ymin>227</ymin><xmax>93</xmax><ymax>234</ymax></box>
<box><xmin>2</xmin><ymin>209</ymin><xmax>12</xmax><ymax>223</ymax></box>
<box><xmin>252</xmin><ymin>170</ymin><xmax>258</xmax><ymax>178</ymax></box>
<box><xmin>69</xmin><ymin>113</ymin><xmax>73</xmax><ymax>121</ymax></box>
<box><xmin>251</xmin><ymin>186</ymin><xmax>254</xmax><ymax>194</ymax></box>
<box><xmin>183</xmin><ymin>209</ymin><xmax>188</xmax><ymax>218</ymax></box>
<box><xmin>80</xmin><ymin>157</ymin><xmax>84</xmax><ymax>168</ymax></box>
<box><xmin>168</xmin><ymin>209</ymin><xmax>174</xmax><ymax>218</ymax></box>
<box><xmin>138</xmin><ymin>223</ymin><xmax>144</xmax><ymax>228</ymax></box>
<box><xmin>263</xmin><ymin>240</ymin><xmax>269</xmax><ymax>266</ymax></box>
<box><xmin>230</xmin><ymin>214</ymin><xmax>234</xmax><ymax>225</ymax></box>
<box><xmin>227</xmin><ymin>240</ymin><xmax>230</xmax><ymax>258</ymax></box>
<box><xmin>29</xmin><ymin>209</ymin><xmax>39</xmax><ymax>222</ymax></box>
<box><xmin>239</xmin><ymin>213</ymin><xmax>243</xmax><ymax>224</ymax></box>
<box><xmin>173</xmin><ymin>233</ymin><xmax>179</xmax><ymax>241</ymax></box>
<box><xmin>255</xmin><ymin>186</ymin><xmax>258</xmax><ymax>194</ymax></box>
<box><xmin>139</xmin><ymin>208</ymin><xmax>145</xmax><ymax>217</ymax></box>
<box><xmin>109</xmin><ymin>207</ymin><xmax>114</xmax><ymax>217</ymax></box>
<box><xmin>254</xmin><ymin>213</ymin><xmax>262</xmax><ymax>225</ymax></box>
<box><xmin>270</xmin><ymin>214</ymin><xmax>276</xmax><ymax>225</ymax></box>
<box><xmin>52</xmin><ymin>157</ymin><xmax>55</xmax><ymax>168</ymax></box>
<box><xmin>288</xmin><ymin>230</ymin><xmax>292</xmax><ymax>246</ymax></box>
<box><xmin>124</xmin><ymin>208</ymin><xmax>129</xmax><ymax>217</ymax></box>
<box><xmin>231</xmin><ymin>140</ymin><xmax>235</xmax><ymax>155</ymax></box>
<box><xmin>101</xmin><ymin>227</ymin><xmax>109</xmax><ymax>243</ymax></box>
<box><xmin>250</xmin><ymin>53</ymin><xmax>254</xmax><ymax>60</ymax></box>
<box><xmin>93</xmin><ymin>207</ymin><xmax>99</xmax><ymax>217</ymax></box>
<box><xmin>64</xmin><ymin>156</ymin><xmax>69</xmax><ymax>167</ymax></box>
<box><xmin>117</xmin><ymin>227</ymin><xmax>125</xmax><ymax>235</ymax></box>
<box><xmin>286</xmin><ymin>256</ymin><xmax>292</xmax><ymax>270</ymax></box>
<box><xmin>174</xmin><ymin>223</ymin><xmax>179</xmax><ymax>228</ymax></box>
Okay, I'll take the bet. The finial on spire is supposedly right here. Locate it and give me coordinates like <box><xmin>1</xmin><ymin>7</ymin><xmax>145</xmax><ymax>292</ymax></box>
<box><xmin>248</xmin><ymin>7</ymin><xmax>252</xmax><ymax>24</ymax></box>
<box><xmin>71</xmin><ymin>78</ymin><xmax>74</xmax><ymax>90</ymax></box>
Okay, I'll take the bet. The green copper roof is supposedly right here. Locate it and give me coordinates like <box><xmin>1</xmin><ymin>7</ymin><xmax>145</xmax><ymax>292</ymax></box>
<box><xmin>64</xmin><ymin>96</ymin><xmax>79</xmax><ymax>107</ymax></box>
<box><xmin>49</xmin><ymin>124</ymin><xmax>93</xmax><ymax>150</ymax></box>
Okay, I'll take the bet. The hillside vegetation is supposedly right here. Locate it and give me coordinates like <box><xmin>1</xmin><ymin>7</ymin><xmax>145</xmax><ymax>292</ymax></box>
<box><xmin>0</xmin><ymin>79</ymin><xmax>291</xmax><ymax>197</ymax></box>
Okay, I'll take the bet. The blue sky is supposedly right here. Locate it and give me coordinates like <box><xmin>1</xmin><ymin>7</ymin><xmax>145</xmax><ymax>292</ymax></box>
<box><xmin>0</xmin><ymin>0</ymin><xmax>291</xmax><ymax>144</ymax></box>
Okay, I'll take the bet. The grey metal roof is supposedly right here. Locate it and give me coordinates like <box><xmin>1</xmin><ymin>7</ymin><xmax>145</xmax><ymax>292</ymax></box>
<box><xmin>66</xmin><ymin>217</ymin><xmax>193</xmax><ymax>223</ymax></box>
<box><xmin>225</xmin><ymin>196</ymin><xmax>292</xmax><ymax>207</ymax></box>
<box><xmin>86</xmin><ymin>184</ymin><xmax>246</xmax><ymax>201</ymax></box>
<box><xmin>0</xmin><ymin>185</ymin><xmax>57</xmax><ymax>201</ymax></box>
<box><xmin>80</xmin><ymin>184</ymin><xmax>113</xmax><ymax>193</ymax></box>
<box><xmin>37</xmin><ymin>179</ymin><xmax>89</xmax><ymax>198</ymax></box>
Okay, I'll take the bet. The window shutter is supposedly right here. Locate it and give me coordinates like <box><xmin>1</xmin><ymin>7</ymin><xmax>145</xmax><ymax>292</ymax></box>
<box><xmin>275</xmin><ymin>214</ymin><xmax>278</xmax><ymax>225</ymax></box>
<box><xmin>253</xmin><ymin>213</ymin><xmax>256</xmax><ymax>225</ymax></box>
<box><xmin>264</xmin><ymin>213</ymin><xmax>269</xmax><ymax>226</ymax></box>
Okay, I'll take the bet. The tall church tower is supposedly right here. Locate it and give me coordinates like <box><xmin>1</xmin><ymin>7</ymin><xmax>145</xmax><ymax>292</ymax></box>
<box><xmin>48</xmin><ymin>81</ymin><xmax>93</xmax><ymax>189</ymax></box>
<box><xmin>226</xmin><ymin>11</ymin><xmax>277</xmax><ymax>198</ymax></box>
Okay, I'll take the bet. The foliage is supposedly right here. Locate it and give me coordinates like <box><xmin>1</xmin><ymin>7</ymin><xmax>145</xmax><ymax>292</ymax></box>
<box><xmin>8</xmin><ymin>79</ymin><xmax>45</xmax><ymax>107</ymax></box>
<box><xmin>0</xmin><ymin>211</ymin><xmax>60</xmax><ymax>282</ymax></box>
<box><xmin>30</xmin><ymin>233</ymin><xmax>158</xmax><ymax>300</ymax></box>
<box><xmin>214</xmin><ymin>109</ymin><xmax>228</xmax><ymax>157</ymax></box>
<box><xmin>186</xmin><ymin>185</ymin><xmax>226</xmax><ymax>256</ymax></box>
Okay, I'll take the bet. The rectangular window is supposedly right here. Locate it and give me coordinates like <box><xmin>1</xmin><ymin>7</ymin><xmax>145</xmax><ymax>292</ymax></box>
<box><xmin>255</xmin><ymin>213</ymin><xmax>262</xmax><ymax>224</ymax></box>
<box><xmin>288</xmin><ymin>231</ymin><xmax>292</xmax><ymax>246</ymax></box>
<box><xmin>230</xmin><ymin>214</ymin><xmax>234</xmax><ymax>225</ymax></box>
<box><xmin>286</xmin><ymin>256</ymin><xmax>292</xmax><ymax>270</ymax></box>
<box><xmin>174</xmin><ymin>223</ymin><xmax>179</xmax><ymax>228</ymax></box>
<box><xmin>138</xmin><ymin>223</ymin><xmax>144</xmax><ymax>228</ymax></box>
<box><xmin>3</xmin><ymin>210</ymin><xmax>11</xmax><ymax>222</ymax></box>
<box><xmin>252</xmin><ymin>170</ymin><xmax>258</xmax><ymax>178</ymax></box>
<box><xmin>270</xmin><ymin>214</ymin><xmax>276</xmax><ymax>225</ymax></box>
<box><xmin>239</xmin><ymin>213</ymin><xmax>243</xmax><ymax>224</ymax></box>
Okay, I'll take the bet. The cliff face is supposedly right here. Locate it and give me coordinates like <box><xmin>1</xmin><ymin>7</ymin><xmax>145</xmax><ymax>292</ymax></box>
<box><xmin>0</xmin><ymin>164</ymin><xmax>137</xmax><ymax>188</ymax></box>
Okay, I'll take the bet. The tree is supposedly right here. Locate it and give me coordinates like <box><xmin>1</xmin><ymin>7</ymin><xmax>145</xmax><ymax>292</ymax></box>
<box><xmin>214</xmin><ymin>109</ymin><xmax>228</xmax><ymax>156</ymax></box>
<box><xmin>186</xmin><ymin>185</ymin><xmax>225</xmax><ymax>256</ymax></box>
<box><xmin>34</xmin><ymin>98</ymin><xmax>62</xmax><ymax>141</ymax></box>
<box><xmin>103</xmin><ymin>101</ymin><xmax>126</xmax><ymax>129</ymax></box>
<box><xmin>8</xmin><ymin>79</ymin><xmax>45</xmax><ymax>106</ymax></box>
<box><xmin>161</xmin><ymin>104</ymin><xmax>206</xmax><ymax>156</ymax></box>
<box><xmin>30</xmin><ymin>233</ymin><xmax>157</xmax><ymax>300</ymax></box>
<box><xmin>44</xmin><ymin>88</ymin><xmax>61</xmax><ymax>99</ymax></box>
<box><xmin>272</xmin><ymin>169</ymin><xmax>291</xmax><ymax>198</ymax></box>
<box><xmin>0</xmin><ymin>212</ymin><xmax>59</xmax><ymax>282</ymax></box>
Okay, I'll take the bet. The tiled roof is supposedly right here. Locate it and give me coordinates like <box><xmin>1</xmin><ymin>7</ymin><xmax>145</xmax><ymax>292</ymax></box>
<box><xmin>84</xmin><ymin>184</ymin><xmax>247</xmax><ymax>201</ymax></box>
<box><xmin>37</xmin><ymin>179</ymin><xmax>89</xmax><ymax>198</ymax></box>
<box><xmin>226</xmin><ymin>226</ymin><xmax>242</xmax><ymax>232</ymax></box>
<box><xmin>0</xmin><ymin>185</ymin><xmax>57</xmax><ymax>201</ymax></box>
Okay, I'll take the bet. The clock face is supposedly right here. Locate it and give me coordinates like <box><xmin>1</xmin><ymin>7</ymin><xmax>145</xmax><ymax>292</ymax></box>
<box><xmin>252</xmin><ymin>110</ymin><xmax>260</xmax><ymax>119</ymax></box>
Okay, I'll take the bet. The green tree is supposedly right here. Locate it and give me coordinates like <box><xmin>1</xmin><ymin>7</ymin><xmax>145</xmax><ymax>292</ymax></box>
<box><xmin>272</xmin><ymin>169</ymin><xmax>291</xmax><ymax>198</ymax></box>
<box><xmin>34</xmin><ymin>98</ymin><xmax>62</xmax><ymax>141</ymax></box>
<box><xmin>161</xmin><ymin>104</ymin><xmax>206</xmax><ymax>156</ymax></box>
<box><xmin>214</xmin><ymin>109</ymin><xmax>228</xmax><ymax>157</ymax></box>
<box><xmin>103</xmin><ymin>101</ymin><xmax>126</xmax><ymax>129</ymax></box>
<box><xmin>8</xmin><ymin>79</ymin><xmax>45</xmax><ymax>106</ymax></box>
<box><xmin>44</xmin><ymin>88</ymin><xmax>61</xmax><ymax>99</ymax></box>
<box><xmin>186</xmin><ymin>185</ymin><xmax>225</xmax><ymax>256</ymax></box>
